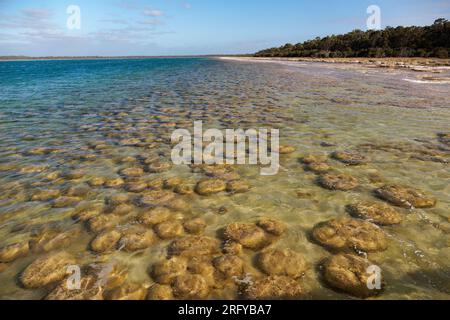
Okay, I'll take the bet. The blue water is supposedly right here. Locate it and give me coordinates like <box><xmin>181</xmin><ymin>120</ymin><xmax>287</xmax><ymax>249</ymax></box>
<box><xmin>0</xmin><ymin>58</ymin><xmax>449</xmax><ymax>300</ymax></box>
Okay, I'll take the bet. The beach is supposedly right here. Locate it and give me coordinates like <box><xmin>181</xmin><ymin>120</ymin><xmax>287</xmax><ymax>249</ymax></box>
<box><xmin>0</xmin><ymin>57</ymin><xmax>449</xmax><ymax>300</ymax></box>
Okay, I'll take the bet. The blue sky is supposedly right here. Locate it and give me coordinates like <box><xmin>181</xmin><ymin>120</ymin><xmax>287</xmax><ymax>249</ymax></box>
<box><xmin>0</xmin><ymin>0</ymin><xmax>449</xmax><ymax>56</ymax></box>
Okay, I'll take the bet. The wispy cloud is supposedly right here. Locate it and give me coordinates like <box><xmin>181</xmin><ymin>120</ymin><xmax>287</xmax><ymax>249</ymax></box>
<box><xmin>143</xmin><ymin>9</ymin><xmax>164</xmax><ymax>17</ymax></box>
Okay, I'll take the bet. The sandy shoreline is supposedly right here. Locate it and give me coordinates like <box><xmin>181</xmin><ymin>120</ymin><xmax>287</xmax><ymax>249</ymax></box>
<box><xmin>218</xmin><ymin>56</ymin><xmax>450</xmax><ymax>83</ymax></box>
<box><xmin>218</xmin><ymin>56</ymin><xmax>450</xmax><ymax>68</ymax></box>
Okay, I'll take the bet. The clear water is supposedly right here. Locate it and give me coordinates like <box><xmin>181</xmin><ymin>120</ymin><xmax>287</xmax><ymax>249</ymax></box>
<box><xmin>0</xmin><ymin>58</ymin><xmax>449</xmax><ymax>299</ymax></box>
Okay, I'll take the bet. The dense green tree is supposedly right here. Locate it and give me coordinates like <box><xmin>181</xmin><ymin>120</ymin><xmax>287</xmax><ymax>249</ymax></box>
<box><xmin>255</xmin><ymin>19</ymin><xmax>450</xmax><ymax>58</ymax></box>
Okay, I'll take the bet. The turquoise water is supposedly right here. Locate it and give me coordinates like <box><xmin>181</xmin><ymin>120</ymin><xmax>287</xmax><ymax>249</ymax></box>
<box><xmin>0</xmin><ymin>58</ymin><xmax>449</xmax><ymax>300</ymax></box>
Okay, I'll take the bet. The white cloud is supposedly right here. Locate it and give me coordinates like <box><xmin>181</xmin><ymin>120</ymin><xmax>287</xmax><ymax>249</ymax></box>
<box><xmin>143</xmin><ymin>9</ymin><xmax>164</xmax><ymax>17</ymax></box>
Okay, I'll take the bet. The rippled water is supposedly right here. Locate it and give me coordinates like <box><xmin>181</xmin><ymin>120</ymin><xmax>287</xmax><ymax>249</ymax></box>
<box><xmin>0</xmin><ymin>58</ymin><xmax>449</xmax><ymax>300</ymax></box>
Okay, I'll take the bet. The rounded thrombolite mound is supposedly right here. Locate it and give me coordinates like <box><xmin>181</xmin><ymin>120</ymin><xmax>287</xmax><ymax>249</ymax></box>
<box><xmin>105</xmin><ymin>177</ymin><xmax>125</xmax><ymax>188</ymax></box>
<box><xmin>172</xmin><ymin>274</ymin><xmax>209</xmax><ymax>299</ymax></box>
<box><xmin>147</xmin><ymin>160</ymin><xmax>172</xmax><ymax>173</ymax></box>
<box><xmin>52</xmin><ymin>196</ymin><xmax>81</xmax><ymax>208</ymax></box>
<box><xmin>0</xmin><ymin>242</ymin><xmax>29</xmax><ymax>263</ymax></box>
<box><xmin>104</xmin><ymin>282</ymin><xmax>148</xmax><ymax>300</ymax></box>
<box><xmin>278</xmin><ymin>145</ymin><xmax>296</xmax><ymax>154</ymax></box>
<box><xmin>174</xmin><ymin>184</ymin><xmax>194</xmax><ymax>195</ymax></box>
<box><xmin>331</xmin><ymin>151</ymin><xmax>368</xmax><ymax>165</ymax></box>
<box><xmin>139</xmin><ymin>190</ymin><xmax>175</xmax><ymax>206</ymax></box>
<box><xmin>223</xmin><ymin>222</ymin><xmax>271</xmax><ymax>250</ymax></box>
<box><xmin>374</xmin><ymin>185</ymin><xmax>436</xmax><ymax>208</ymax></box>
<box><xmin>151</xmin><ymin>257</ymin><xmax>188</xmax><ymax>284</ymax></box>
<box><xmin>20</xmin><ymin>251</ymin><xmax>76</xmax><ymax>289</ymax></box>
<box><xmin>45</xmin><ymin>275</ymin><xmax>103</xmax><ymax>300</ymax></box>
<box><xmin>164</xmin><ymin>177</ymin><xmax>183</xmax><ymax>189</ymax></box>
<box><xmin>90</xmin><ymin>229</ymin><xmax>122</xmax><ymax>253</ymax></box>
<box><xmin>312</xmin><ymin>218</ymin><xmax>388</xmax><ymax>253</ymax></box>
<box><xmin>108</xmin><ymin>203</ymin><xmax>135</xmax><ymax>216</ymax></box>
<box><xmin>106</xmin><ymin>193</ymin><xmax>131</xmax><ymax>206</ymax></box>
<box><xmin>317</xmin><ymin>174</ymin><xmax>359</xmax><ymax>191</ymax></box>
<box><xmin>213</xmin><ymin>255</ymin><xmax>245</xmax><ymax>278</ymax></box>
<box><xmin>257</xmin><ymin>218</ymin><xmax>286</xmax><ymax>236</ymax></box>
<box><xmin>119</xmin><ymin>167</ymin><xmax>144</xmax><ymax>178</ymax></box>
<box><xmin>84</xmin><ymin>262</ymin><xmax>128</xmax><ymax>291</ymax></box>
<box><xmin>125</xmin><ymin>181</ymin><xmax>148</xmax><ymax>193</ymax></box>
<box><xmin>147</xmin><ymin>284</ymin><xmax>174</xmax><ymax>300</ymax></box>
<box><xmin>304</xmin><ymin>162</ymin><xmax>331</xmax><ymax>174</ymax></box>
<box><xmin>301</xmin><ymin>154</ymin><xmax>328</xmax><ymax>164</ymax></box>
<box><xmin>183</xmin><ymin>218</ymin><xmax>207</xmax><ymax>234</ymax></box>
<box><xmin>187</xmin><ymin>257</ymin><xmax>216</xmax><ymax>285</ymax></box>
<box><xmin>154</xmin><ymin>221</ymin><xmax>184</xmax><ymax>239</ymax></box>
<box><xmin>119</xmin><ymin>228</ymin><xmax>156</xmax><ymax>252</ymax></box>
<box><xmin>226</xmin><ymin>180</ymin><xmax>251</xmax><ymax>194</ymax></box>
<box><xmin>347</xmin><ymin>201</ymin><xmax>403</xmax><ymax>226</ymax></box>
<box><xmin>242</xmin><ymin>275</ymin><xmax>303</xmax><ymax>300</ymax></box>
<box><xmin>169</xmin><ymin>236</ymin><xmax>220</xmax><ymax>257</ymax></box>
<box><xmin>88</xmin><ymin>177</ymin><xmax>105</xmax><ymax>187</ymax></box>
<box><xmin>87</xmin><ymin>214</ymin><xmax>121</xmax><ymax>233</ymax></box>
<box><xmin>29</xmin><ymin>226</ymin><xmax>82</xmax><ymax>253</ymax></box>
<box><xmin>322</xmin><ymin>254</ymin><xmax>384</xmax><ymax>298</ymax></box>
<box><xmin>30</xmin><ymin>189</ymin><xmax>61</xmax><ymax>201</ymax></box>
<box><xmin>257</xmin><ymin>249</ymin><xmax>307</xmax><ymax>278</ymax></box>
<box><xmin>195</xmin><ymin>179</ymin><xmax>227</xmax><ymax>196</ymax></box>
<box><xmin>223</xmin><ymin>241</ymin><xmax>243</xmax><ymax>255</ymax></box>
<box><xmin>138</xmin><ymin>207</ymin><xmax>173</xmax><ymax>226</ymax></box>
<box><xmin>72</xmin><ymin>204</ymin><xmax>103</xmax><ymax>222</ymax></box>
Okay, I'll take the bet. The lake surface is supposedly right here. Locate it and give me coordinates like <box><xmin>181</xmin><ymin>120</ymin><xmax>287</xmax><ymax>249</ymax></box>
<box><xmin>0</xmin><ymin>58</ymin><xmax>449</xmax><ymax>299</ymax></box>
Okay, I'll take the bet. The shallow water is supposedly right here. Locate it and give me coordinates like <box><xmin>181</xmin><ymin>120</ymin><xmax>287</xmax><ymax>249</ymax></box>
<box><xmin>0</xmin><ymin>58</ymin><xmax>449</xmax><ymax>300</ymax></box>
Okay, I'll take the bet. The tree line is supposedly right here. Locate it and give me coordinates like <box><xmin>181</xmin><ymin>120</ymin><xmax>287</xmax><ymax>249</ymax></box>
<box><xmin>255</xmin><ymin>19</ymin><xmax>450</xmax><ymax>59</ymax></box>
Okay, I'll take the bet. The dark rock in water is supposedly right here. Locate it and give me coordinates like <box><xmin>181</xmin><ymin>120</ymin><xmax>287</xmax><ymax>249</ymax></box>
<box><xmin>242</xmin><ymin>275</ymin><xmax>303</xmax><ymax>300</ymax></box>
<box><xmin>322</xmin><ymin>254</ymin><xmax>385</xmax><ymax>298</ymax></box>
<box><xmin>312</xmin><ymin>218</ymin><xmax>388</xmax><ymax>253</ymax></box>
<box><xmin>374</xmin><ymin>185</ymin><xmax>436</xmax><ymax>208</ymax></box>
<box><xmin>410</xmin><ymin>154</ymin><xmax>448</xmax><ymax>164</ymax></box>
